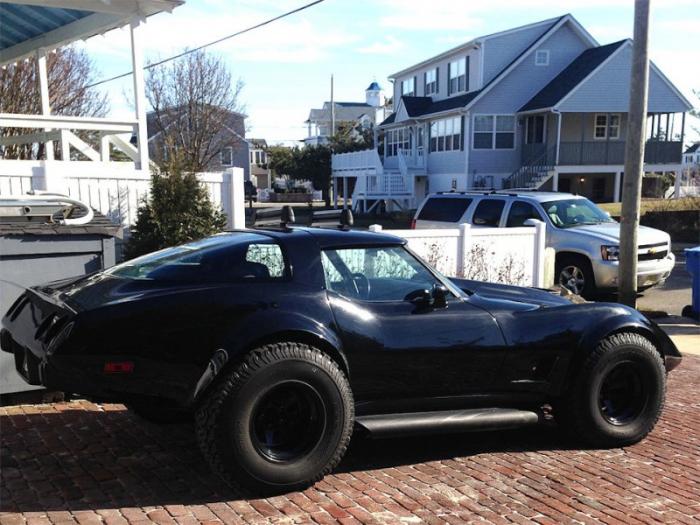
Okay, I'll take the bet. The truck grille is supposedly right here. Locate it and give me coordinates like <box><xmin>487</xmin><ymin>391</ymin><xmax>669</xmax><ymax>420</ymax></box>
<box><xmin>638</xmin><ymin>242</ymin><xmax>668</xmax><ymax>262</ymax></box>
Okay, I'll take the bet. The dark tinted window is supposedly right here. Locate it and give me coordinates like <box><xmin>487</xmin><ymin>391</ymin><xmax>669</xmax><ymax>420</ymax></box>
<box><xmin>506</xmin><ymin>201</ymin><xmax>542</xmax><ymax>227</ymax></box>
<box><xmin>472</xmin><ymin>199</ymin><xmax>505</xmax><ymax>226</ymax></box>
<box><xmin>418</xmin><ymin>197</ymin><xmax>472</xmax><ymax>222</ymax></box>
<box><xmin>107</xmin><ymin>234</ymin><xmax>286</xmax><ymax>282</ymax></box>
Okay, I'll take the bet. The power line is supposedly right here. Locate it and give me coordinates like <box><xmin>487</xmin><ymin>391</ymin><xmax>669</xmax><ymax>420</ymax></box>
<box><xmin>84</xmin><ymin>0</ymin><xmax>327</xmax><ymax>89</ymax></box>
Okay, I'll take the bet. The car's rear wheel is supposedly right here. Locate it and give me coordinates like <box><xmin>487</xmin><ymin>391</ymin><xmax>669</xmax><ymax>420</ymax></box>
<box><xmin>556</xmin><ymin>254</ymin><xmax>595</xmax><ymax>298</ymax></box>
<box><xmin>556</xmin><ymin>332</ymin><xmax>666</xmax><ymax>447</ymax></box>
<box><xmin>195</xmin><ymin>342</ymin><xmax>353</xmax><ymax>494</ymax></box>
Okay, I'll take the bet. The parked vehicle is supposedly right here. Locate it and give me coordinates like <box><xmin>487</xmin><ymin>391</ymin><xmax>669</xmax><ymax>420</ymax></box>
<box><xmin>1</xmin><ymin>214</ymin><xmax>681</xmax><ymax>493</ymax></box>
<box><xmin>413</xmin><ymin>191</ymin><xmax>675</xmax><ymax>297</ymax></box>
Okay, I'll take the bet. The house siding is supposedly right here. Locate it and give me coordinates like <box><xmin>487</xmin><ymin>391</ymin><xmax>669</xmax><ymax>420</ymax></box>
<box><xmin>481</xmin><ymin>20</ymin><xmax>559</xmax><ymax>84</ymax></box>
<box><xmin>393</xmin><ymin>48</ymin><xmax>481</xmax><ymax>103</ymax></box>
<box><xmin>558</xmin><ymin>44</ymin><xmax>690</xmax><ymax>113</ymax></box>
<box><xmin>469</xmin><ymin>22</ymin><xmax>591</xmax><ymax>178</ymax></box>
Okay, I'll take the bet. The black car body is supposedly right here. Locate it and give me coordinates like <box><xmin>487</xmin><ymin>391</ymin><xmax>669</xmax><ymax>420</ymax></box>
<box><xmin>1</xmin><ymin>225</ymin><xmax>682</xmax><ymax>492</ymax></box>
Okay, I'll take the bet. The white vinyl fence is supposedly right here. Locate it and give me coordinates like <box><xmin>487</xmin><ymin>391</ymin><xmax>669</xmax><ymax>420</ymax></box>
<box><xmin>0</xmin><ymin>163</ymin><xmax>245</xmax><ymax>229</ymax></box>
<box><xmin>370</xmin><ymin>222</ymin><xmax>547</xmax><ymax>288</ymax></box>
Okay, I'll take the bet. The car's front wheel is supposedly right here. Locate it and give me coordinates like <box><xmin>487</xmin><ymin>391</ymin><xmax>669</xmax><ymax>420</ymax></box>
<box><xmin>556</xmin><ymin>332</ymin><xmax>666</xmax><ymax>447</ymax></box>
<box><xmin>195</xmin><ymin>342</ymin><xmax>354</xmax><ymax>493</ymax></box>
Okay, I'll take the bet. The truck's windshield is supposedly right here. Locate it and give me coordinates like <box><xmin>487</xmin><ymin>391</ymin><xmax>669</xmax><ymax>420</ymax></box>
<box><xmin>541</xmin><ymin>198</ymin><xmax>615</xmax><ymax>229</ymax></box>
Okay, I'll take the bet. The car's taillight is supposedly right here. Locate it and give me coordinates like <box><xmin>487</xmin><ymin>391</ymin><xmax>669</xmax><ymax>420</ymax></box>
<box><xmin>410</xmin><ymin>219</ymin><xmax>416</xmax><ymax>229</ymax></box>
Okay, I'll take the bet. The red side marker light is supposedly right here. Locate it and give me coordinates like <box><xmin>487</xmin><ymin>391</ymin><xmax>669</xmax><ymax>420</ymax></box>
<box><xmin>104</xmin><ymin>361</ymin><xmax>134</xmax><ymax>374</ymax></box>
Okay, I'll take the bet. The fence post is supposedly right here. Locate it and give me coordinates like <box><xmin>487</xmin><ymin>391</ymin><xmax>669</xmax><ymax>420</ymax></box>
<box><xmin>369</xmin><ymin>224</ymin><xmax>383</xmax><ymax>232</ymax></box>
<box><xmin>457</xmin><ymin>223</ymin><xmax>471</xmax><ymax>278</ymax></box>
<box><xmin>533</xmin><ymin>221</ymin><xmax>547</xmax><ymax>287</ymax></box>
<box><xmin>225</xmin><ymin>167</ymin><xmax>245</xmax><ymax>229</ymax></box>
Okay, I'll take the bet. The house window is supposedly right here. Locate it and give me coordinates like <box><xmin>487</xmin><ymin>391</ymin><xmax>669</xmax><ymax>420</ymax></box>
<box><xmin>594</xmin><ymin>114</ymin><xmax>621</xmax><ymax>140</ymax></box>
<box><xmin>220</xmin><ymin>146</ymin><xmax>233</xmax><ymax>166</ymax></box>
<box><xmin>448</xmin><ymin>57</ymin><xmax>468</xmax><ymax>95</ymax></box>
<box><xmin>401</xmin><ymin>77</ymin><xmax>416</xmax><ymax>97</ymax></box>
<box><xmin>429</xmin><ymin>117</ymin><xmax>462</xmax><ymax>153</ymax></box>
<box><xmin>386</xmin><ymin>128</ymin><xmax>409</xmax><ymax>157</ymax></box>
<box><xmin>473</xmin><ymin>115</ymin><xmax>516</xmax><ymax>150</ymax></box>
<box><xmin>525</xmin><ymin>115</ymin><xmax>545</xmax><ymax>144</ymax></box>
<box><xmin>425</xmin><ymin>68</ymin><xmax>438</xmax><ymax>95</ymax></box>
<box><xmin>535</xmin><ymin>50</ymin><xmax>550</xmax><ymax>66</ymax></box>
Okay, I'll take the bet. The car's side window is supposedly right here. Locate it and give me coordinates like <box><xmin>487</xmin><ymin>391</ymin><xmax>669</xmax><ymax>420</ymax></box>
<box><xmin>245</xmin><ymin>243</ymin><xmax>285</xmax><ymax>278</ymax></box>
<box><xmin>506</xmin><ymin>201</ymin><xmax>542</xmax><ymax>227</ymax></box>
<box><xmin>321</xmin><ymin>246</ymin><xmax>439</xmax><ymax>301</ymax></box>
<box><xmin>472</xmin><ymin>199</ymin><xmax>506</xmax><ymax>226</ymax></box>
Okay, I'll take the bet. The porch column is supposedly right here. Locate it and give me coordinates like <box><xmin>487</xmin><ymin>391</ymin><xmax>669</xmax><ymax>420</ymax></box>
<box><xmin>674</xmin><ymin>168</ymin><xmax>681</xmax><ymax>199</ymax></box>
<box><xmin>614</xmin><ymin>171</ymin><xmax>622</xmax><ymax>203</ymax></box>
<box><xmin>555</xmin><ymin>112</ymin><xmax>562</xmax><ymax>165</ymax></box>
<box><xmin>552</xmin><ymin>171</ymin><xmax>559</xmax><ymax>192</ymax></box>
<box><xmin>130</xmin><ymin>17</ymin><xmax>150</xmax><ymax>171</ymax></box>
<box><xmin>333</xmin><ymin>177</ymin><xmax>338</xmax><ymax>209</ymax></box>
<box><xmin>342</xmin><ymin>177</ymin><xmax>348</xmax><ymax>210</ymax></box>
<box><xmin>36</xmin><ymin>48</ymin><xmax>53</xmax><ymax>161</ymax></box>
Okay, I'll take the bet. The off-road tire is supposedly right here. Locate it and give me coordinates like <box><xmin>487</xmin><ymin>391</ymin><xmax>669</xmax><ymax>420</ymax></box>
<box><xmin>556</xmin><ymin>332</ymin><xmax>666</xmax><ymax>447</ymax></box>
<box><xmin>195</xmin><ymin>342</ymin><xmax>354</xmax><ymax>494</ymax></box>
<box><xmin>556</xmin><ymin>254</ymin><xmax>596</xmax><ymax>299</ymax></box>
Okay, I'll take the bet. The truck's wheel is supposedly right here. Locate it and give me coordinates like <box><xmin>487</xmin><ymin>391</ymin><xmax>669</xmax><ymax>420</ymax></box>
<box><xmin>556</xmin><ymin>254</ymin><xmax>595</xmax><ymax>298</ymax></box>
<box><xmin>556</xmin><ymin>332</ymin><xmax>666</xmax><ymax>447</ymax></box>
<box><xmin>195</xmin><ymin>342</ymin><xmax>354</xmax><ymax>493</ymax></box>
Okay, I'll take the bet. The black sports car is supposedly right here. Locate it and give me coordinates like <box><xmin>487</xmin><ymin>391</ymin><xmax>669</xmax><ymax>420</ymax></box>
<box><xmin>1</xmin><ymin>220</ymin><xmax>682</xmax><ymax>493</ymax></box>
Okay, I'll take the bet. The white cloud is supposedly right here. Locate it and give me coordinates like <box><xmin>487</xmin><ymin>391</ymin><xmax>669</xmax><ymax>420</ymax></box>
<box><xmin>357</xmin><ymin>36</ymin><xmax>404</xmax><ymax>55</ymax></box>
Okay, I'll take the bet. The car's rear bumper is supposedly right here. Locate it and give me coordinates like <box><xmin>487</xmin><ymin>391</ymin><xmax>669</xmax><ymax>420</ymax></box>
<box><xmin>593</xmin><ymin>253</ymin><xmax>675</xmax><ymax>289</ymax></box>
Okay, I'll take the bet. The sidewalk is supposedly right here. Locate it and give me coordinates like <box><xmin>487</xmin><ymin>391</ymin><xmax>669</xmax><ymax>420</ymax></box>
<box><xmin>657</xmin><ymin>315</ymin><xmax>700</xmax><ymax>356</ymax></box>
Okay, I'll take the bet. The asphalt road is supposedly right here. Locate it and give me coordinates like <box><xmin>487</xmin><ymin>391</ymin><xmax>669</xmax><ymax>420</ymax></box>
<box><xmin>636</xmin><ymin>244</ymin><xmax>693</xmax><ymax>316</ymax></box>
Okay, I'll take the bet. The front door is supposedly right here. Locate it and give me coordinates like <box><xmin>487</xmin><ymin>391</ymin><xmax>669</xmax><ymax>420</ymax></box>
<box><xmin>321</xmin><ymin>245</ymin><xmax>506</xmax><ymax>408</ymax></box>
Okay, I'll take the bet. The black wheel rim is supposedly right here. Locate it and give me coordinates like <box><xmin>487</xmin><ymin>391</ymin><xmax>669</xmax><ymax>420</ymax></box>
<box><xmin>251</xmin><ymin>381</ymin><xmax>326</xmax><ymax>463</ymax></box>
<box><xmin>598</xmin><ymin>361</ymin><xmax>647</xmax><ymax>425</ymax></box>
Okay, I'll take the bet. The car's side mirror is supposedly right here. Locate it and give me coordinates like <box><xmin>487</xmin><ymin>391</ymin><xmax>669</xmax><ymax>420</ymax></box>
<box><xmin>604</xmin><ymin>211</ymin><xmax>612</xmax><ymax>218</ymax></box>
<box><xmin>523</xmin><ymin>218</ymin><xmax>542</xmax><ymax>227</ymax></box>
<box><xmin>405</xmin><ymin>288</ymin><xmax>434</xmax><ymax>308</ymax></box>
<box><xmin>432</xmin><ymin>284</ymin><xmax>449</xmax><ymax>308</ymax></box>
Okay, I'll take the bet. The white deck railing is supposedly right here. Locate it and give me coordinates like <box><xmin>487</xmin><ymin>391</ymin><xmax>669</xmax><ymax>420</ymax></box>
<box><xmin>332</xmin><ymin>148</ymin><xmax>384</xmax><ymax>175</ymax></box>
<box><xmin>0</xmin><ymin>113</ymin><xmax>141</xmax><ymax>165</ymax></box>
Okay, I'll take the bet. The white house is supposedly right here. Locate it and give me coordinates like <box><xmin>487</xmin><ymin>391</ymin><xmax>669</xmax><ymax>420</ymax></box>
<box><xmin>304</xmin><ymin>81</ymin><xmax>392</xmax><ymax>146</ymax></box>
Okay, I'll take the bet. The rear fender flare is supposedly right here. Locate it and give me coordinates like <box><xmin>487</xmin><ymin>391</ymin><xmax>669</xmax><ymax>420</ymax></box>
<box><xmin>188</xmin><ymin>311</ymin><xmax>346</xmax><ymax>405</ymax></box>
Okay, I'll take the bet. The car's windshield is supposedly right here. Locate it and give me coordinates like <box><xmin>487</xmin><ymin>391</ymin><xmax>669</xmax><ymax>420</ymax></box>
<box><xmin>105</xmin><ymin>233</ymin><xmax>286</xmax><ymax>282</ymax></box>
<box><xmin>541</xmin><ymin>198</ymin><xmax>615</xmax><ymax>228</ymax></box>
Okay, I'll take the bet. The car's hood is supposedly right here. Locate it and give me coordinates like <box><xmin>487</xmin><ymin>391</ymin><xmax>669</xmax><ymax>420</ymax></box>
<box><xmin>450</xmin><ymin>278</ymin><xmax>571</xmax><ymax>308</ymax></box>
<box><xmin>562</xmin><ymin>222</ymin><xmax>669</xmax><ymax>245</ymax></box>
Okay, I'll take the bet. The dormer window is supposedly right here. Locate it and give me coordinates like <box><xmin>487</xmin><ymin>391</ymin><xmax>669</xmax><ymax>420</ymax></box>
<box><xmin>448</xmin><ymin>57</ymin><xmax>469</xmax><ymax>95</ymax></box>
<box><xmin>535</xmin><ymin>50</ymin><xmax>550</xmax><ymax>66</ymax></box>
<box><xmin>424</xmin><ymin>68</ymin><xmax>438</xmax><ymax>96</ymax></box>
<box><xmin>401</xmin><ymin>77</ymin><xmax>416</xmax><ymax>97</ymax></box>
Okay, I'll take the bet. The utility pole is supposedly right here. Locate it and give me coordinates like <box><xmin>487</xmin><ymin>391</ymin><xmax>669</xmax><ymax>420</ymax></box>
<box><xmin>330</xmin><ymin>74</ymin><xmax>336</xmax><ymax>138</ymax></box>
<box><xmin>619</xmin><ymin>0</ymin><xmax>651</xmax><ymax>307</ymax></box>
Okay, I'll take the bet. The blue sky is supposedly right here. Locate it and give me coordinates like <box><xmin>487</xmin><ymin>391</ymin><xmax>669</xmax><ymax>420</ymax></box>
<box><xmin>80</xmin><ymin>0</ymin><xmax>700</xmax><ymax>145</ymax></box>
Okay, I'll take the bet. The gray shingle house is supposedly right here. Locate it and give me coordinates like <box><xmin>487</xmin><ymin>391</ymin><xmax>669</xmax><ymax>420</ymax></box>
<box><xmin>332</xmin><ymin>14</ymin><xmax>694</xmax><ymax>210</ymax></box>
<box><xmin>147</xmin><ymin>107</ymin><xmax>250</xmax><ymax>179</ymax></box>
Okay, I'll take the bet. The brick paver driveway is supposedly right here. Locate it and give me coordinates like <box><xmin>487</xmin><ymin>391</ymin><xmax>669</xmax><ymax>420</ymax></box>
<box><xmin>2</xmin><ymin>357</ymin><xmax>699</xmax><ymax>525</ymax></box>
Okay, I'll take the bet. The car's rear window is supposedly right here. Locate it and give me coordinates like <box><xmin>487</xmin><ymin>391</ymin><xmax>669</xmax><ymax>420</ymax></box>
<box><xmin>106</xmin><ymin>233</ymin><xmax>287</xmax><ymax>283</ymax></box>
<box><xmin>472</xmin><ymin>199</ymin><xmax>505</xmax><ymax>227</ymax></box>
<box><xmin>417</xmin><ymin>197</ymin><xmax>472</xmax><ymax>222</ymax></box>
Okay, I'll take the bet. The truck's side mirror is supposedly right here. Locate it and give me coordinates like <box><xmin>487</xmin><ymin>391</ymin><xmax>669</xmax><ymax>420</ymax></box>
<box><xmin>523</xmin><ymin>218</ymin><xmax>543</xmax><ymax>227</ymax></box>
<box><xmin>432</xmin><ymin>284</ymin><xmax>449</xmax><ymax>308</ymax></box>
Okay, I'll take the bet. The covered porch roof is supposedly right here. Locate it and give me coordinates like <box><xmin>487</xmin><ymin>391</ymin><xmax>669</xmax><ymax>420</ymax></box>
<box><xmin>0</xmin><ymin>0</ymin><xmax>183</xmax><ymax>66</ymax></box>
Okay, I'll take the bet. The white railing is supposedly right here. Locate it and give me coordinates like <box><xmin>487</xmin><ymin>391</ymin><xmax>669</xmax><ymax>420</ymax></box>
<box><xmin>398</xmin><ymin>147</ymin><xmax>426</xmax><ymax>170</ymax></box>
<box><xmin>370</xmin><ymin>222</ymin><xmax>547</xmax><ymax>288</ymax></box>
<box><xmin>0</xmin><ymin>163</ymin><xmax>245</xmax><ymax>230</ymax></box>
<box><xmin>331</xmin><ymin>148</ymin><xmax>383</xmax><ymax>175</ymax></box>
<box><xmin>0</xmin><ymin>113</ymin><xmax>140</xmax><ymax>165</ymax></box>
